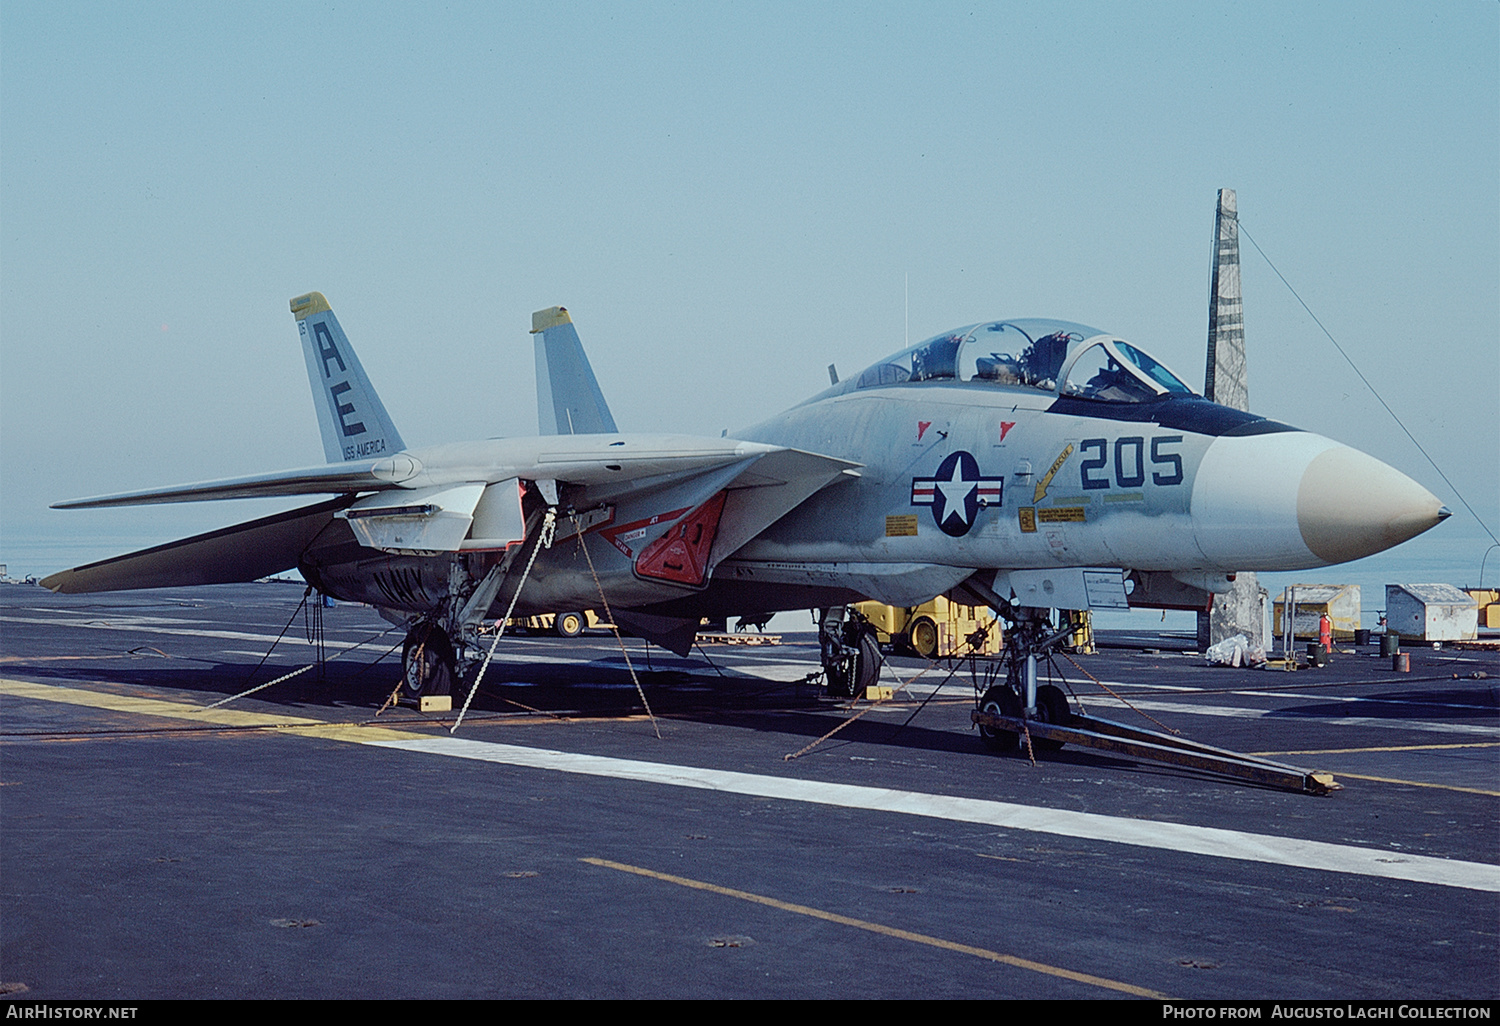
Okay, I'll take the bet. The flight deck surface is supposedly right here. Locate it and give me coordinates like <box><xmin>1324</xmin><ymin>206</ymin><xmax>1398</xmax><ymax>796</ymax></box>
<box><xmin>2</xmin><ymin>582</ymin><xmax>1496</xmax><ymax>1000</ymax></box>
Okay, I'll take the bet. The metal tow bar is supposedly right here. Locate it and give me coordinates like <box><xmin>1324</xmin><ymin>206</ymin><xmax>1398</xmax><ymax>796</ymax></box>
<box><xmin>970</xmin><ymin>708</ymin><xmax>1342</xmax><ymax>796</ymax></box>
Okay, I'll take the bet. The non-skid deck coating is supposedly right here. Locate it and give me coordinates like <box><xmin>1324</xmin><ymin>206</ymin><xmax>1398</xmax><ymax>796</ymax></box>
<box><xmin>2</xmin><ymin>582</ymin><xmax>1496</xmax><ymax>999</ymax></box>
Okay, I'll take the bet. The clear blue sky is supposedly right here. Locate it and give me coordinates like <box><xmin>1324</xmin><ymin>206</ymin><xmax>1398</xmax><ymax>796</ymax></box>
<box><xmin>2</xmin><ymin>2</ymin><xmax>1496</xmax><ymax>577</ymax></box>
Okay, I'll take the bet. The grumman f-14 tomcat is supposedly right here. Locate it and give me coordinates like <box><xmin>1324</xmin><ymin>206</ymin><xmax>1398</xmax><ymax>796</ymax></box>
<box><xmin>44</xmin><ymin>292</ymin><xmax>1448</xmax><ymax>743</ymax></box>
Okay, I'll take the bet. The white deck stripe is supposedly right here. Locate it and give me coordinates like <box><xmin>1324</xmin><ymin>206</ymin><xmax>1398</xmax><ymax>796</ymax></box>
<box><xmin>5</xmin><ymin>676</ymin><xmax>1495</xmax><ymax>893</ymax></box>
<box><xmin>0</xmin><ymin>614</ymin><xmax>362</xmax><ymax>650</ymax></box>
<box><xmin>369</xmin><ymin>735</ymin><xmax>1500</xmax><ymax>893</ymax></box>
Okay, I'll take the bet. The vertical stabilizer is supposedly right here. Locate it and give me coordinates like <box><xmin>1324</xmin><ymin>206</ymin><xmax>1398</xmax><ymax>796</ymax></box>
<box><xmin>531</xmin><ymin>306</ymin><xmax>618</xmax><ymax>435</ymax></box>
<box><xmin>290</xmin><ymin>292</ymin><xmax>406</xmax><ymax>463</ymax></box>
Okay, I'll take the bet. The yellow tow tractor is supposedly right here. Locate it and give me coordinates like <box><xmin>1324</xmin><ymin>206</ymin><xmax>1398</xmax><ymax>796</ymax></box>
<box><xmin>853</xmin><ymin>597</ymin><xmax>1003</xmax><ymax>659</ymax></box>
<box><xmin>508</xmin><ymin>610</ymin><xmax>603</xmax><ymax>638</ymax></box>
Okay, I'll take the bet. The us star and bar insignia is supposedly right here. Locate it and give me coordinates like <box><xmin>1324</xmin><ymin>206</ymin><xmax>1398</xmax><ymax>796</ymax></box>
<box><xmin>911</xmin><ymin>451</ymin><xmax>1003</xmax><ymax>538</ymax></box>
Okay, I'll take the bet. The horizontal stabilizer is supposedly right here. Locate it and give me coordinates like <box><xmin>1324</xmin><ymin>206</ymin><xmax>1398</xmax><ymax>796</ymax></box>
<box><xmin>50</xmin><ymin>460</ymin><xmax>399</xmax><ymax>509</ymax></box>
<box><xmin>531</xmin><ymin>306</ymin><xmax>618</xmax><ymax>435</ymax></box>
<box><xmin>41</xmin><ymin>497</ymin><xmax>353</xmax><ymax>594</ymax></box>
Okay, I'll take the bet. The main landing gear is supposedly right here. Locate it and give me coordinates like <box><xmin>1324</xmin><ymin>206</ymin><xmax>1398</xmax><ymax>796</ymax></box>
<box><xmin>818</xmin><ymin>606</ymin><xmax>882</xmax><ymax>699</ymax></box>
<box><xmin>401</xmin><ymin>621</ymin><xmax>458</xmax><ymax>701</ymax></box>
<box><xmin>395</xmin><ymin>513</ymin><xmax>552</xmax><ymax>706</ymax></box>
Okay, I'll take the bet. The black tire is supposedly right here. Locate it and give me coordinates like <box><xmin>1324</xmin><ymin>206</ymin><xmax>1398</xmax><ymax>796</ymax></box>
<box><xmin>909</xmin><ymin>616</ymin><xmax>939</xmax><ymax>660</ymax></box>
<box><xmin>978</xmin><ymin>685</ymin><xmax>1021</xmax><ymax>753</ymax></box>
<box><xmin>402</xmin><ymin>626</ymin><xmax>455</xmax><ymax>700</ymax></box>
<box><xmin>1031</xmin><ymin>683</ymin><xmax>1070</xmax><ymax>752</ymax></box>
<box><xmin>553</xmin><ymin>611</ymin><xmax>585</xmax><ymax>638</ymax></box>
<box><xmin>826</xmin><ymin>630</ymin><xmax>882</xmax><ymax>699</ymax></box>
<box><xmin>853</xmin><ymin>630</ymin><xmax>881</xmax><ymax>695</ymax></box>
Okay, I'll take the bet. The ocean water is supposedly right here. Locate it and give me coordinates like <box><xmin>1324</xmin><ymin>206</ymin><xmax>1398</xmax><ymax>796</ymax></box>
<box><xmin>1</xmin><ymin>531</ymin><xmax>231</xmax><ymax>582</ymax></box>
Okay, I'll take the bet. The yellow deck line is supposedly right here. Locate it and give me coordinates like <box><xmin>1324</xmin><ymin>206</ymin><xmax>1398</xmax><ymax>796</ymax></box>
<box><xmin>0</xmin><ymin>678</ymin><xmax>433</xmax><ymax>744</ymax></box>
<box><xmin>580</xmin><ymin>857</ymin><xmax>1169</xmax><ymax>999</ymax></box>
<box><xmin>1250</xmin><ymin>742</ymin><xmax>1500</xmax><ymax>797</ymax></box>
<box><xmin>1254</xmin><ymin>742</ymin><xmax>1500</xmax><ymax>755</ymax></box>
<box><xmin>1318</xmin><ymin>773</ymin><xmax>1500</xmax><ymax>797</ymax></box>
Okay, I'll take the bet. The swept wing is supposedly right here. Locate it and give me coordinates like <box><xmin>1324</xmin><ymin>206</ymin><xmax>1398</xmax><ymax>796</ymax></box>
<box><xmin>42</xmin><ymin>497</ymin><xmax>351</xmax><ymax>593</ymax></box>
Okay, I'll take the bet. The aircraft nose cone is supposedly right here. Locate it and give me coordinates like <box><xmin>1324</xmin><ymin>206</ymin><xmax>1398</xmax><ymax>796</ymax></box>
<box><xmin>1191</xmin><ymin>431</ymin><xmax>1446</xmax><ymax>570</ymax></box>
<box><xmin>1296</xmin><ymin>446</ymin><xmax>1447</xmax><ymax>563</ymax></box>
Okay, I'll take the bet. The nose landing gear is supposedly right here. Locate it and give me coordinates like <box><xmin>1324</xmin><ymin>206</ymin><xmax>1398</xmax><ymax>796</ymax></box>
<box><xmin>977</xmin><ymin>683</ymin><xmax>1022</xmax><ymax>752</ymax></box>
<box><xmin>974</xmin><ymin>606</ymin><xmax>1077</xmax><ymax>754</ymax></box>
<box><xmin>967</xmin><ymin>603</ymin><xmax>1340</xmax><ymax>793</ymax></box>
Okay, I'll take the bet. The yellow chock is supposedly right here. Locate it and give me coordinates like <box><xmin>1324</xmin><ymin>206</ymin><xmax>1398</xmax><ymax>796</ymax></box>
<box><xmin>1309</xmin><ymin>771</ymin><xmax>1342</xmax><ymax>792</ymax></box>
<box><xmin>420</xmin><ymin>695</ymin><xmax>453</xmax><ymax>713</ymax></box>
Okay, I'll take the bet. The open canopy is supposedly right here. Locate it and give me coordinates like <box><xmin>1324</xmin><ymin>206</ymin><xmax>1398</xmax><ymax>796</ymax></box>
<box><xmin>852</xmin><ymin>319</ymin><xmax>1195</xmax><ymax>402</ymax></box>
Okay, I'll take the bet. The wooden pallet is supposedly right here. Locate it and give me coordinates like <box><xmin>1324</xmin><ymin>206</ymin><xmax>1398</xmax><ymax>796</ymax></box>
<box><xmin>698</xmin><ymin>632</ymin><xmax>782</xmax><ymax>646</ymax></box>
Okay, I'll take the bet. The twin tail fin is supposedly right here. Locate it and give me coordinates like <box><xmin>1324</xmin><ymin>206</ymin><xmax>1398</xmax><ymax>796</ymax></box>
<box><xmin>530</xmin><ymin>305</ymin><xmax>618</xmax><ymax>435</ymax></box>
<box><xmin>291</xmin><ymin>292</ymin><xmax>405</xmax><ymax>463</ymax></box>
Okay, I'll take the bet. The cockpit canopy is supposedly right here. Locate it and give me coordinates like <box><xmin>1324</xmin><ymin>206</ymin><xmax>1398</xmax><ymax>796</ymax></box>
<box><xmin>852</xmin><ymin>318</ymin><xmax>1195</xmax><ymax>402</ymax></box>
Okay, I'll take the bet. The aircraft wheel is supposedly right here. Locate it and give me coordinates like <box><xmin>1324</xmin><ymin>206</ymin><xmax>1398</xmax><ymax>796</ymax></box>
<box><xmin>908</xmin><ymin>616</ymin><xmax>939</xmax><ymax>660</ymax></box>
<box><xmin>402</xmin><ymin>626</ymin><xmax>455</xmax><ymax>700</ymax></box>
<box><xmin>978</xmin><ymin>685</ymin><xmax>1021</xmax><ymax>753</ymax></box>
<box><xmin>1031</xmin><ymin>683</ymin><xmax>1070</xmax><ymax>752</ymax></box>
<box><xmin>826</xmin><ymin>630</ymin><xmax>881</xmax><ymax>699</ymax></box>
<box><xmin>853</xmin><ymin>630</ymin><xmax>881</xmax><ymax>695</ymax></box>
<box><xmin>553</xmin><ymin>611</ymin><xmax>586</xmax><ymax>638</ymax></box>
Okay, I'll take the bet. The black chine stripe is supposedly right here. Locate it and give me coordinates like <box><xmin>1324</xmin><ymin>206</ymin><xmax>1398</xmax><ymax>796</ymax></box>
<box><xmin>1045</xmin><ymin>396</ymin><xmax>1300</xmax><ymax>437</ymax></box>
